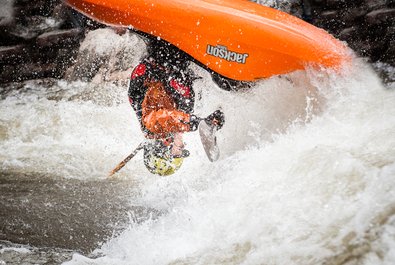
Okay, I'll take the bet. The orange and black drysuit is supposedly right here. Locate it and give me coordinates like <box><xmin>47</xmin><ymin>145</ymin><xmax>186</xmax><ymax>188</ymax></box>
<box><xmin>128</xmin><ymin>57</ymin><xmax>198</xmax><ymax>139</ymax></box>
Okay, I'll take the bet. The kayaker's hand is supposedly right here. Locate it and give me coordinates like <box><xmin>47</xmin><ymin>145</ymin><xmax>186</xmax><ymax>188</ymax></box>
<box><xmin>205</xmin><ymin>110</ymin><xmax>225</xmax><ymax>130</ymax></box>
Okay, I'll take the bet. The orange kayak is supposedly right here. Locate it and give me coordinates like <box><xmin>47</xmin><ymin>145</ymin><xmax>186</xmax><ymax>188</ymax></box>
<box><xmin>65</xmin><ymin>0</ymin><xmax>350</xmax><ymax>81</ymax></box>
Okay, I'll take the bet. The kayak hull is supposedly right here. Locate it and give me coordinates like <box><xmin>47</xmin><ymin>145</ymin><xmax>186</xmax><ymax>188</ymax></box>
<box><xmin>65</xmin><ymin>0</ymin><xmax>350</xmax><ymax>81</ymax></box>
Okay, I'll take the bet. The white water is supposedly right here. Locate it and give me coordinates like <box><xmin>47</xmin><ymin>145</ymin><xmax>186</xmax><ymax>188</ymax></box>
<box><xmin>1</xmin><ymin>30</ymin><xmax>395</xmax><ymax>265</ymax></box>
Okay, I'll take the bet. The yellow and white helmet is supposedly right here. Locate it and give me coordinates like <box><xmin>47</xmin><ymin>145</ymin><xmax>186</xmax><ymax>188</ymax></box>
<box><xmin>143</xmin><ymin>140</ymin><xmax>189</xmax><ymax>176</ymax></box>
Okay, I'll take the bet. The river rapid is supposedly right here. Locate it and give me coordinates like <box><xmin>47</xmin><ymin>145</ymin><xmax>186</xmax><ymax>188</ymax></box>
<box><xmin>1</xmin><ymin>29</ymin><xmax>395</xmax><ymax>264</ymax></box>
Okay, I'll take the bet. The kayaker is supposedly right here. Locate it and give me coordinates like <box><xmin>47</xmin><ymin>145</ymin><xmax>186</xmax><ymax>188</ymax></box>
<box><xmin>128</xmin><ymin>39</ymin><xmax>224</xmax><ymax>175</ymax></box>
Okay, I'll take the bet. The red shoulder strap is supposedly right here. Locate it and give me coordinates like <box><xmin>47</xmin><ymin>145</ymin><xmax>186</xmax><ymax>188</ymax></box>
<box><xmin>131</xmin><ymin>63</ymin><xmax>147</xmax><ymax>79</ymax></box>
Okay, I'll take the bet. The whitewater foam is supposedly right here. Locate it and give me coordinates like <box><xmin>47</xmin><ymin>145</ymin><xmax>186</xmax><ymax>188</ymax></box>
<box><xmin>62</xmin><ymin>61</ymin><xmax>395</xmax><ymax>264</ymax></box>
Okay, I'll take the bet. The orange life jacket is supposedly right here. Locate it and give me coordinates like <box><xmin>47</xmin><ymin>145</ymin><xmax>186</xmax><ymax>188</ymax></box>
<box><xmin>128</xmin><ymin>58</ymin><xmax>195</xmax><ymax>139</ymax></box>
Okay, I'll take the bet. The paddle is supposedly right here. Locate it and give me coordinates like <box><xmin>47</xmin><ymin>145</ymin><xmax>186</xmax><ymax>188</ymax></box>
<box><xmin>108</xmin><ymin>142</ymin><xmax>145</xmax><ymax>177</ymax></box>
<box><xmin>199</xmin><ymin>120</ymin><xmax>220</xmax><ymax>162</ymax></box>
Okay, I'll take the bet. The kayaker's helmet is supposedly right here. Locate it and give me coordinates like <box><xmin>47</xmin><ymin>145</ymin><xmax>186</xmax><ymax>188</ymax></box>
<box><xmin>143</xmin><ymin>139</ymin><xmax>189</xmax><ymax>176</ymax></box>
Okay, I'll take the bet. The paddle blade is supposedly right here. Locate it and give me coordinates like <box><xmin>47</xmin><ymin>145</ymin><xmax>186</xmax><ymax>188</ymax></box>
<box><xmin>199</xmin><ymin>121</ymin><xmax>220</xmax><ymax>162</ymax></box>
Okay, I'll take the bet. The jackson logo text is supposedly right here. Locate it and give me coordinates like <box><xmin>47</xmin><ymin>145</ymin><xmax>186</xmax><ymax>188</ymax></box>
<box><xmin>206</xmin><ymin>44</ymin><xmax>249</xmax><ymax>64</ymax></box>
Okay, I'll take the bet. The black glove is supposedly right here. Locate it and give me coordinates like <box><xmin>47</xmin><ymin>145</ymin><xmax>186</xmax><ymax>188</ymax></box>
<box><xmin>205</xmin><ymin>110</ymin><xmax>225</xmax><ymax>130</ymax></box>
<box><xmin>188</xmin><ymin>114</ymin><xmax>200</xmax><ymax>131</ymax></box>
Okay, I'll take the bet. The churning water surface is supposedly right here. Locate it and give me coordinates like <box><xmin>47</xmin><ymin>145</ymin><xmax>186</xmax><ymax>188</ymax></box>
<box><xmin>1</xmin><ymin>30</ymin><xmax>395</xmax><ymax>264</ymax></box>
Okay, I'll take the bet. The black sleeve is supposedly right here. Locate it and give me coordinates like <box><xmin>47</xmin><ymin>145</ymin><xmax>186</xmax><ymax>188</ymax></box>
<box><xmin>128</xmin><ymin>64</ymin><xmax>149</xmax><ymax>114</ymax></box>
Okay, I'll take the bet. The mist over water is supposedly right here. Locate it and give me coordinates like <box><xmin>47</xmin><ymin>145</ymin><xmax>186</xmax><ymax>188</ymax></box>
<box><xmin>1</xmin><ymin>30</ymin><xmax>395</xmax><ymax>264</ymax></box>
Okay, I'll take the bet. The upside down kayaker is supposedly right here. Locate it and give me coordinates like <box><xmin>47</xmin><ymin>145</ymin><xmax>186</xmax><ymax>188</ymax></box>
<box><xmin>128</xmin><ymin>39</ymin><xmax>224</xmax><ymax>176</ymax></box>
